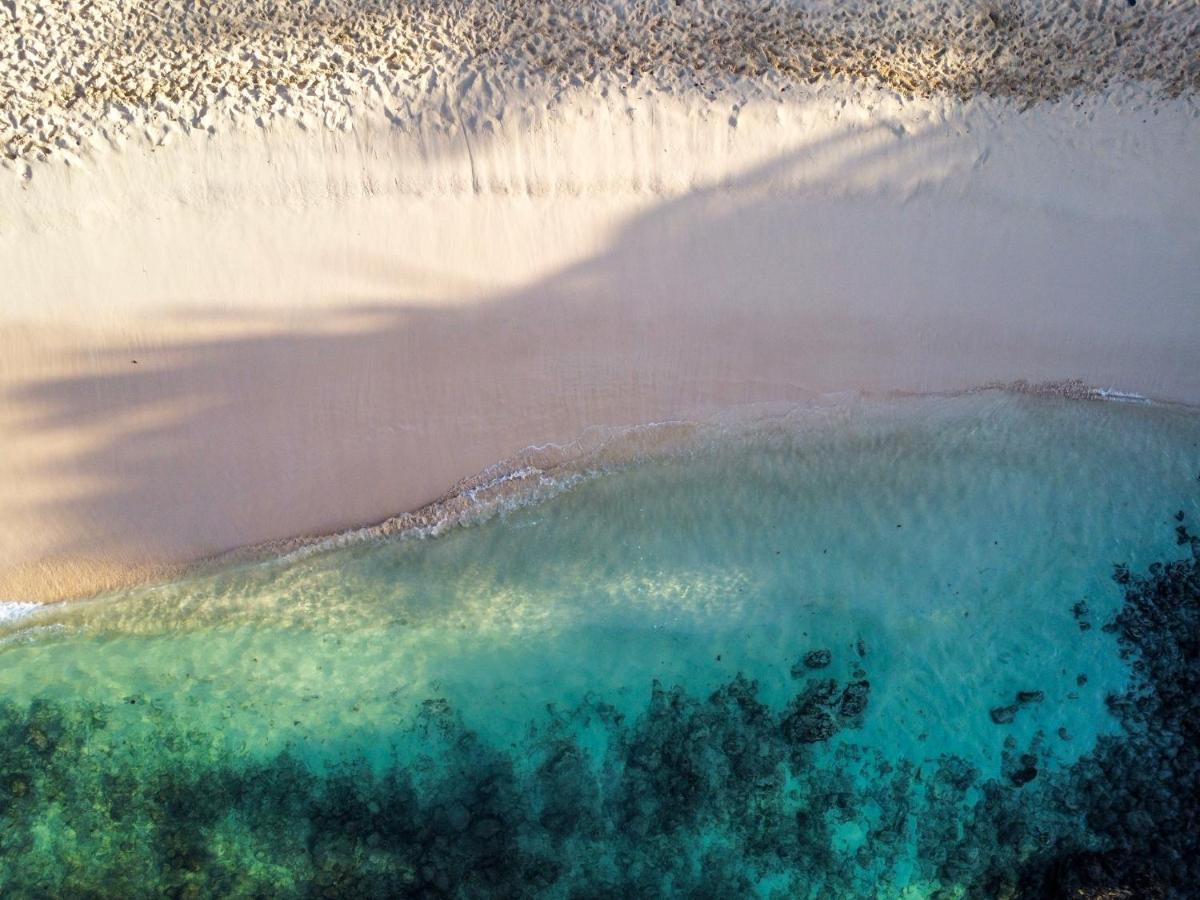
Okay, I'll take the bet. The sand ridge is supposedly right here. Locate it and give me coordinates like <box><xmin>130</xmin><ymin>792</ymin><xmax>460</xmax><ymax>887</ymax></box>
<box><xmin>2</xmin><ymin>0</ymin><xmax>1198</xmax><ymax>171</ymax></box>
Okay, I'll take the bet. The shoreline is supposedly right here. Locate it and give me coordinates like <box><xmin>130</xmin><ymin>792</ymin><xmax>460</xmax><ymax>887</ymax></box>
<box><xmin>156</xmin><ymin>382</ymin><xmax>1200</xmax><ymax>572</ymax></box>
<box><xmin>3</xmin><ymin>382</ymin><xmax>1196</xmax><ymax>609</ymax></box>
<box><xmin>4</xmin><ymin>83</ymin><xmax>1199</xmax><ymax>602</ymax></box>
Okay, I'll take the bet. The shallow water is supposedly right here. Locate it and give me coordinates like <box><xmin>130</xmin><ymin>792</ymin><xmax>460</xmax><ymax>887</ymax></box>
<box><xmin>2</xmin><ymin>392</ymin><xmax>1198</xmax><ymax>897</ymax></box>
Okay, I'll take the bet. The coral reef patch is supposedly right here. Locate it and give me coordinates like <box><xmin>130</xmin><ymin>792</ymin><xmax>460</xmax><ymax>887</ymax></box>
<box><xmin>0</xmin><ymin>516</ymin><xmax>1196</xmax><ymax>897</ymax></box>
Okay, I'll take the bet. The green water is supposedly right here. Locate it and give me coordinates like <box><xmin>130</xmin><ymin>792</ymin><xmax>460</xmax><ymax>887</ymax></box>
<box><xmin>2</xmin><ymin>392</ymin><xmax>1198</xmax><ymax>897</ymax></box>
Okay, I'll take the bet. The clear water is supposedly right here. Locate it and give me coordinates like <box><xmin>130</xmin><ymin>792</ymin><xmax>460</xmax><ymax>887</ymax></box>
<box><xmin>2</xmin><ymin>392</ymin><xmax>1198</xmax><ymax>897</ymax></box>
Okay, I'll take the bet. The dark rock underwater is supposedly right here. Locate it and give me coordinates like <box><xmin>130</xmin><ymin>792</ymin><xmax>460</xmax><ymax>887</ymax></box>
<box><xmin>1</xmin><ymin>518</ymin><xmax>1197</xmax><ymax>899</ymax></box>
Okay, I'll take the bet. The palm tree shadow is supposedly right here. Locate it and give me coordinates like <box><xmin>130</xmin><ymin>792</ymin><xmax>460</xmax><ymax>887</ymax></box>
<box><xmin>4</xmin><ymin>119</ymin><xmax>975</xmax><ymax>597</ymax></box>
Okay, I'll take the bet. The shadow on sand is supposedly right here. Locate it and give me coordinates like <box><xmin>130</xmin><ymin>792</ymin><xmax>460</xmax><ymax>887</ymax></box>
<box><xmin>2</xmin><ymin>117</ymin><xmax>1136</xmax><ymax>593</ymax></box>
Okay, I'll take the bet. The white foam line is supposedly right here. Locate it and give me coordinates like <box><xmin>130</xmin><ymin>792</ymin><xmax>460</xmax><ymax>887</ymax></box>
<box><xmin>1090</xmin><ymin>388</ymin><xmax>1151</xmax><ymax>405</ymax></box>
<box><xmin>201</xmin><ymin>418</ymin><xmax>708</xmax><ymax>575</ymax></box>
<box><xmin>0</xmin><ymin>601</ymin><xmax>44</xmax><ymax>625</ymax></box>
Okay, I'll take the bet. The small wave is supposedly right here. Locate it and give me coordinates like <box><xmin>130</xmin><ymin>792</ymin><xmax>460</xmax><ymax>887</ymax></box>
<box><xmin>975</xmin><ymin>378</ymin><xmax>1154</xmax><ymax>405</ymax></box>
<box><xmin>204</xmin><ymin>418</ymin><xmax>704</xmax><ymax>572</ymax></box>
<box><xmin>0</xmin><ymin>602</ymin><xmax>44</xmax><ymax>626</ymax></box>
<box><xmin>171</xmin><ymin>383</ymin><xmax>1182</xmax><ymax>581</ymax></box>
<box><xmin>1090</xmin><ymin>387</ymin><xmax>1151</xmax><ymax>405</ymax></box>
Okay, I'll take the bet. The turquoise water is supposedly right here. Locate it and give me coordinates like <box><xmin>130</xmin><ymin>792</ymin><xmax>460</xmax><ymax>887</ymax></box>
<box><xmin>2</xmin><ymin>392</ymin><xmax>1198</xmax><ymax>897</ymax></box>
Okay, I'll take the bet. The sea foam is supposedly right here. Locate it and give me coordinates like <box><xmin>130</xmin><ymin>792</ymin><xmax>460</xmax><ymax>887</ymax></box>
<box><xmin>0</xmin><ymin>601</ymin><xmax>41</xmax><ymax>625</ymax></box>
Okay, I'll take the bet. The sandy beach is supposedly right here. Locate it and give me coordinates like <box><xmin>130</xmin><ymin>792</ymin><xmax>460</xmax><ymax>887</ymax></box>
<box><xmin>3</xmin><ymin>0</ymin><xmax>1199</xmax><ymax>602</ymax></box>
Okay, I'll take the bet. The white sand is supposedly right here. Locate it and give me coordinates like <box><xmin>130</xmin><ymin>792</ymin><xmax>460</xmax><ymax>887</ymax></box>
<box><xmin>2</xmin><ymin>0</ymin><xmax>1199</xmax><ymax>601</ymax></box>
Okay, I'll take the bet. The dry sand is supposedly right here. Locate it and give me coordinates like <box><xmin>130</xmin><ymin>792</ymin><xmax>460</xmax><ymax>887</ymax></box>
<box><xmin>2</xmin><ymin>0</ymin><xmax>1199</xmax><ymax>601</ymax></box>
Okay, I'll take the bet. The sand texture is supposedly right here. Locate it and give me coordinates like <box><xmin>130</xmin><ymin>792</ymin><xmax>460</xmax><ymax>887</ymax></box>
<box><xmin>3</xmin><ymin>0</ymin><xmax>1199</xmax><ymax>169</ymax></box>
<box><xmin>2</xmin><ymin>0</ymin><xmax>1199</xmax><ymax>600</ymax></box>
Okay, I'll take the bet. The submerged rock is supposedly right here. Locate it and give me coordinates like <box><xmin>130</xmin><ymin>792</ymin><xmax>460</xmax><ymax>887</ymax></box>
<box><xmin>989</xmin><ymin>704</ymin><xmax>1018</xmax><ymax>725</ymax></box>
<box><xmin>778</xmin><ymin>672</ymin><xmax>874</xmax><ymax>749</ymax></box>
<box><xmin>780</xmin><ymin>707</ymin><xmax>839</xmax><ymax>744</ymax></box>
<box><xmin>989</xmin><ymin>691</ymin><xmax>1042</xmax><ymax>725</ymax></box>
<box><xmin>781</xmin><ymin>678</ymin><xmax>842</xmax><ymax>744</ymax></box>
<box><xmin>838</xmin><ymin>681</ymin><xmax>871</xmax><ymax>719</ymax></box>
<box><xmin>1009</xmin><ymin>765</ymin><xmax>1038</xmax><ymax>787</ymax></box>
<box><xmin>806</xmin><ymin>649</ymin><xmax>833</xmax><ymax>669</ymax></box>
<box><xmin>794</xmin><ymin>649</ymin><xmax>832</xmax><ymax>672</ymax></box>
<box><xmin>1072</xmin><ymin>600</ymin><xmax>1093</xmax><ymax>632</ymax></box>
